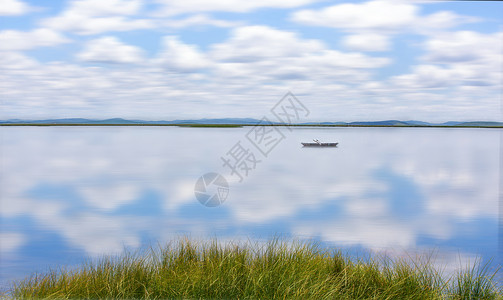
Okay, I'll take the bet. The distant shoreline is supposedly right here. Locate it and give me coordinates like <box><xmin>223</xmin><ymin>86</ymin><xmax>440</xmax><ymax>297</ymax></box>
<box><xmin>1</xmin><ymin>123</ymin><xmax>502</xmax><ymax>128</ymax></box>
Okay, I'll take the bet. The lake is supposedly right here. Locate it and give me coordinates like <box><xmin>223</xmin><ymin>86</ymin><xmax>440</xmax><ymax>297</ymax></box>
<box><xmin>0</xmin><ymin>126</ymin><xmax>501</xmax><ymax>288</ymax></box>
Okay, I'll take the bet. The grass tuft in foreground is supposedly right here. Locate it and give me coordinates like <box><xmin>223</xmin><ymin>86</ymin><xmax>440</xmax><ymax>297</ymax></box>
<box><xmin>10</xmin><ymin>238</ymin><xmax>502</xmax><ymax>299</ymax></box>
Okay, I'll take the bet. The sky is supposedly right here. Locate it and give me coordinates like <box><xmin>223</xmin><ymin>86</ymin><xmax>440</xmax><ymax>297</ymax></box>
<box><xmin>0</xmin><ymin>0</ymin><xmax>501</xmax><ymax>122</ymax></box>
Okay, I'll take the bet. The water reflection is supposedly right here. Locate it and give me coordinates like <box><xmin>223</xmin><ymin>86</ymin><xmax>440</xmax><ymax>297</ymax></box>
<box><xmin>0</xmin><ymin>126</ymin><xmax>501</xmax><ymax>287</ymax></box>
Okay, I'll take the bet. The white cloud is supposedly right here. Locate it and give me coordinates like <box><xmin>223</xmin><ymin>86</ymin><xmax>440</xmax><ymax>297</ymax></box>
<box><xmin>419</xmin><ymin>11</ymin><xmax>479</xmax><ymax>32</ymax></box>
<box><xmin>0</xmin><ymin>51</ymin><xmax>38</xmax><ymax>69</ymax></box>
<box><xmin>208</xmin><ymin>26</ymin><xmax>389</xmax><ymax>83</ymax></box>
<box><xmin>391</xmin><ymin>31</ymin><xmax>502</xmax><ymax>89</ymax></box>
<box><xmin>43</xmin><ymin>16</ymin><xmax>153</xmax><ymax>36</ymax></box>
<box><xmin>41</xmin><ymin>0</ymin><xmax>153</xmax><ymax>35</ymax></box>
<box><xmin>292</xmin><ymin>1</ymin><xmax>417</xmax><ymax>31</ymax></box>
<box><xmin>392</xmin><ymin>64</ymin><xmax>455</xmax><ymax>89</ymax></box>
<box><xmin>63</xmin><ymin>0</ymin><xmax>141</xmax><ymax>16</ymax></box>
<box><xmin>161</xmin><ymin>14</ymin><xmax>242</xmax><ymax>29</ymax></box>
<box><xmin>0</xmin><ymin>26</ymin><xmax>391</xmax><ymax>121</ymax></box>
<box><xmin>153</xmin><ymin>0</ymin><xmax>319</xmax><ymax>16</ymax></box>
<box><xmin>423</xmin><ymin>31</ymin><xmax>501</xmax><ymax>64</ymax></box>
<box><xmin>0</xmin><ymin>0</ymin><xmax>30</xmax><ymax>16</ymax></box>
<box><xmin>291</xmin><ymin>1</ymin><xmax>477</xmax><ymax>34</ymax></box>
<box><xmin>154</xmin><ymin>36</ymin><xmax>210</xmax><ymax>71</ymax></box>
<box><xmin>0</xmin><ymin>28</ymin><xmax>70</xmax><ymax>51</ymax></box>
<box><xmin>343</xmin><ymin>33</ymin><xmax>390</xmax><ymax>51</ymax></box>
<box><xmin>0</xmin><ymin>25</ymin><xmax>497</xmax><ymax>123</ymax></box>
<box><xmin>211</xmin><ymin>26</ymin><xmax>324</xmax><ymax>62</ymax></box>
<box><xmin>77</xmin><ymin>36</ymin><xmax>145</xmax><ymax>64</ymax></box>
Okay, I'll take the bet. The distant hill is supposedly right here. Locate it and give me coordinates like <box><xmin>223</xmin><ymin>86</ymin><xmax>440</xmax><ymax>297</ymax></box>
<box><xmin>406</xmin><ymin>120</ymin><xmax>443</xmax><ymax>126</ymax></box>
<box><xmin>455</xmin><ymin>121</ymin><xmax>503</xmax><ymax>127</ymax></box>
<box><xmin>0</xmin><ymin>118</ymin><xmax>501</xmax><ymax>127</ymax></box>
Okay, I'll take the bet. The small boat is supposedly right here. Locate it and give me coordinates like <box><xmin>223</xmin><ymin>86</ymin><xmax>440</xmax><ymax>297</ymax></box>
<box><xmin>301</xmin><ymin>139</ymin><xmax>338</xmax><ymax>147</ymax></box>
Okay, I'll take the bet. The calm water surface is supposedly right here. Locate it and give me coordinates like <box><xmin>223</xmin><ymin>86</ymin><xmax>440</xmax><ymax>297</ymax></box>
<box><xmin>0</xmin><ymin>126</ymin><xmax>501</xmax><ymax>288</ymax></box>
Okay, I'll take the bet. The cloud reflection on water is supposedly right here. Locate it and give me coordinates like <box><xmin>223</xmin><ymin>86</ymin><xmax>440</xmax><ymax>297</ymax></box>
<box><xmin>0</xmin><ymin>126</ymin><xmax>500</xmax><ymax>285</ymax></box>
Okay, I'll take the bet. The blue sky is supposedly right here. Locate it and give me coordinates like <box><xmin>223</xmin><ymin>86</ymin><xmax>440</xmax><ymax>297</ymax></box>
<box><xmin>0</xmin><ymin>0</ymin><xmax>501</xmax><ymax>122</ymax></box>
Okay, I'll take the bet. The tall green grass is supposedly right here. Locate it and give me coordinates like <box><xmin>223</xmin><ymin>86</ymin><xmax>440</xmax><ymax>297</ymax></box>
<box><xmin>9</xmin><ymin>238</ymin><xmax>502</xmax><ymax>299</ymax></box>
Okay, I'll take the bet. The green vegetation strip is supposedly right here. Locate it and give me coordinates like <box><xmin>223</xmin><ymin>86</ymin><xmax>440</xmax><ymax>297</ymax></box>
<box><xmin>176</xmin><ymin>124</ymin><xmax>243</xmax><ymax>128</ymax></box>
<box><xmin>8</xmin><ymin>239</ymin><xmax>502</xmax><ymax>299</ymax></box>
